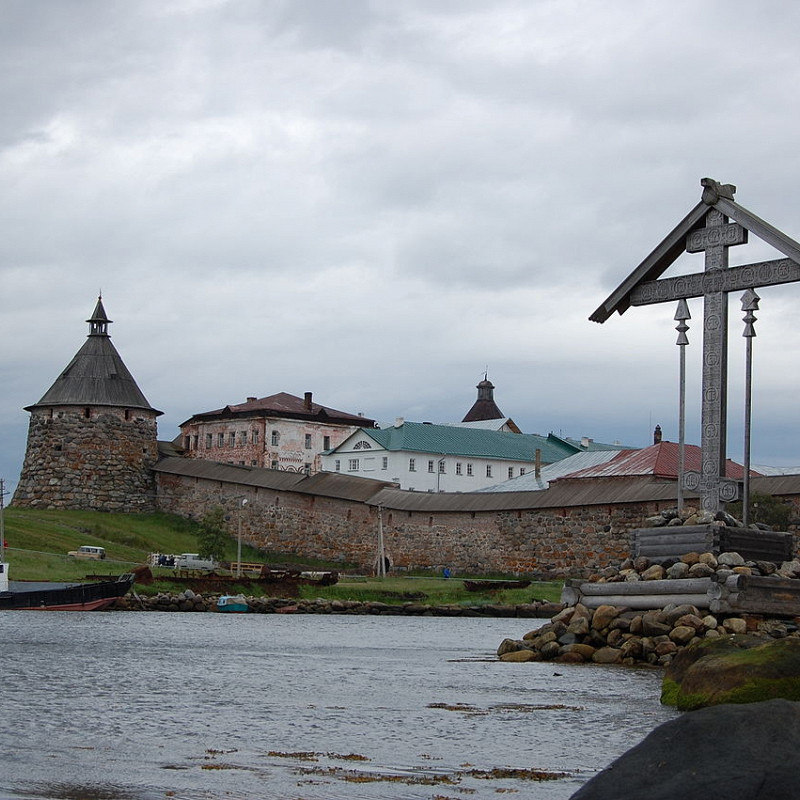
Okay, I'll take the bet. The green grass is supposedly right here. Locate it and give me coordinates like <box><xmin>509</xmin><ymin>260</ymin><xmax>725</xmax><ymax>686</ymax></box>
<box><xmin>1</xmin><ymin>507</ymin><xmax>563</xmax><ymax>605</ymax></box>
<box><xmin>3</xmin><ymin>508</ymin><xmax>204</xmax><ymax>575</ymax></box>
<box><xmin>298</xmin><ymin>576</ymin><xmax>563</xmax><ymax>606</ymax></box>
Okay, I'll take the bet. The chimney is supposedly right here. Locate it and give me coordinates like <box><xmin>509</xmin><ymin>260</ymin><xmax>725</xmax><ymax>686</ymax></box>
<box><xmin>581</xmin><ymin>436</ymin><xmax>593</xmax><ymax>448</ymax></box>
<box><xmin>394</xmin><ymin>417</ymin><xmax>404</xmax><ymax>428</ymax></box>
<box><xmin>535</xmin><ymin>448</ymin><xmax>541</xmax><ymax>477</ymax></box>
<box><xmin>304</xmin><ymin>391</ymin><xmax>312</xmax><ymax>410</ymax></box>
<box><xmin>246</xmin><ymin>397</ymin><xmax>256</xmax><ymax>403</ymax></box>
<box><xmin>654</xmin><ymin>424</ymin><xmax>662</xmax><ymax>444</ymax></box>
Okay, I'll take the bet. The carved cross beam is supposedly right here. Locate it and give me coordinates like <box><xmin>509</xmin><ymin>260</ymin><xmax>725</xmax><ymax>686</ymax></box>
<box><xmin>591</xmin><ymin>178</ymin><xmax>800</xmax><ymax>515</ymax></box>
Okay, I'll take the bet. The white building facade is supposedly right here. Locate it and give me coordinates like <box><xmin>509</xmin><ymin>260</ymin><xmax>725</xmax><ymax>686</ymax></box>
<box><xmin>320</xmin><ymin>421</ymin><xmax>580</xmax><ymax>492</ymax></box>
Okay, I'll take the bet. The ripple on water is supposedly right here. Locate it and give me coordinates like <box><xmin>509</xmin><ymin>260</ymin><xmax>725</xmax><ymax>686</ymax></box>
<box><xmin>0</xmin><ymin>612</ymin><xmax>675</xmax><ymax>800</ymax></box>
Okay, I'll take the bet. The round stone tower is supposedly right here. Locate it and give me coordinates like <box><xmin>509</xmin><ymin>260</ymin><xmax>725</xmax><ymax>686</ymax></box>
<box><xmin>13</xmin><ymin>297</ymin><xmax>163</xmax><ymax>512</ymax></box>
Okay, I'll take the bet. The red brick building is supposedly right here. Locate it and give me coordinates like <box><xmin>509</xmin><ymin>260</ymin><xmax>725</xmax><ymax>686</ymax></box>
<box><xmin>178</xmin><ymin>392</ymin><xmax>376</xmax><ymax>474</ymax></box>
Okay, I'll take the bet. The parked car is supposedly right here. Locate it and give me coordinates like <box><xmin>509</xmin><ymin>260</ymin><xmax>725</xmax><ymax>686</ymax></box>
<box><xmin>67</xmin><ymin>545</ymin><xmax>106</xmax><ymax>560</ymax></box>
<box><xmin>174</xmin><ymin>553</ymin><xmax>216</xmax><ymax>571</ymax></box>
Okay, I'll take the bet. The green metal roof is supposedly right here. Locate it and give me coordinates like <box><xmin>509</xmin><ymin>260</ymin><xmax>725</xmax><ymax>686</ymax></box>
<box><xmin>358</xmin><ymin>422</ymin><xmax>577</xmax><ymax>463</ymax></box>
<box><xmin>548</xmin><ymin>433</ymin><xmax>630</xmax><ymax>452</ymax></box>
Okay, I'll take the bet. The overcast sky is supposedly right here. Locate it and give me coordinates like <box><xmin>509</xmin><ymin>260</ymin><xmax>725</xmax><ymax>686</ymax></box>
<box><xmin>4</xmin><ymin>0</ymin><xmax>800</xmax><ymax>495</ymax></box>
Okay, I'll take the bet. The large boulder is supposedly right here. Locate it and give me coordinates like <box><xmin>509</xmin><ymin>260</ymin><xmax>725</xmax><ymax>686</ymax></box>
<box><xmin>570</xmin><ymin>699</ymin><xmax>800</xmax><ymax>800</ymax></box>
<box><xmin>661</xmin><ymin>634</ymin><xmax>800</xmax><ymax>710</ymax></box>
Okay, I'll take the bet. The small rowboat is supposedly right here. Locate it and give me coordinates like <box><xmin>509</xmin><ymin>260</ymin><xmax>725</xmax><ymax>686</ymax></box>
<box><xmin>463</xmin><ymin>579</ymin><xmax>531</xmax><ymax>592</ymax></box>
<box><xmin>217</xmin><ymin>594</ymin><xmax>248</xmax><ymax>613</ymax></box>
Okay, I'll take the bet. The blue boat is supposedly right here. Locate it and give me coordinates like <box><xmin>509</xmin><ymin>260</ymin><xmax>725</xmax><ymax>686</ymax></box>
<box><xmin>216</xmin><ymin>594</ymin><xmax>248</xmax><ymax>613</ymax></box>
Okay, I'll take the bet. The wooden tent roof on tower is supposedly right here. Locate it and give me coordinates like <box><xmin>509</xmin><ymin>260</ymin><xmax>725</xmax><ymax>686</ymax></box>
<box><xmin>26</xmin><ymin>297</ymin><xmax>162</xmax><ymax>415</ymax></box>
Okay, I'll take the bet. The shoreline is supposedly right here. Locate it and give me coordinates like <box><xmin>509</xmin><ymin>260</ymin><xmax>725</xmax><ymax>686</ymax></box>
<box><xmin>113</xmin><ymin>590</ymin><xmax>563</xmax><ymax>617</ymax></box>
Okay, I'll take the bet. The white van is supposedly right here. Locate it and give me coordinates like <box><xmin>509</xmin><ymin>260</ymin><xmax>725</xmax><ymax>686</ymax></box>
<box><xmin>67</xmin><ymin>545</ymin><xmax>106</xmax><ymax>560</ymax></box>
<box><xmin>174</xmin><ymin>553</ymin><xmax>216</xmax><ymax>571</ymax></box>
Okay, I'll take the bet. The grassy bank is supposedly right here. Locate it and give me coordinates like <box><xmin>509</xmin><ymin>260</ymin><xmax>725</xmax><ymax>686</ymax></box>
<box><xmin>2</xmin><ymin>507</ymin><xmax>562</xmax><ymax>605</ymax></box>
<box><xmin>300</xmin><ymin>575</ymin><xmax>562</xmax><ymax>606</ymax></box>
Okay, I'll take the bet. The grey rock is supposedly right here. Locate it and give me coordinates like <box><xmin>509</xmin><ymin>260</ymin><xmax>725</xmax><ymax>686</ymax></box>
<box><xmin>662</xmin><ymin>604</ymin><xmax>700</xmax><ymax>626</ymax></box>
<box><xmin>591</xmin><ymin>647</ymin><xmax>622</xmax><ymax>664</ymax></box>
<box><xmin>687</xmin><ymin>562</ymin><xmax>715</xmax><ymax>578</ymax></box>
<box><xmin>632</xmin><ymin>556</ymin><xmax>651</xmax><ymax>572</ymax></box>
<box><xmin>718</xmin><ymin>551</ymin><xmax>746</xmax><ymax>567</ymax></box>
<box><xmin>641</xmin><ymin>612</ymin><xmax>672</xmax><ymax>638</ymax></box>
<box><xmin>666</xmin><ymin>561</ymin><xmax>690</xmax><ymax>579</ymax></box>
<box><xmin>569</xmin><ymin>700</ymin><xmax>800</xmax><ymax>800</ymax></box>
<box><xmin>778</xmin><ymin>559</ymin><xmax>800</xmax><ymax>578</ymax></box>
<box><xmin>641</xmin><ymin>564</ymin><xmax>665</xmax><ymax>581</ymax></box>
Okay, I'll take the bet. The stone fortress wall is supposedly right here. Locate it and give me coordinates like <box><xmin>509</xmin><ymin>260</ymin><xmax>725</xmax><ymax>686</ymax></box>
<box><xmin>154</xmin><ymin>468</ymin><xmax>687</xmax><ymax>577</ymax></box>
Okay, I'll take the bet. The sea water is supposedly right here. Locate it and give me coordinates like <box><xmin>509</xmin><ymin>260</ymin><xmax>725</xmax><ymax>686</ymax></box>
<box><xmin>0</xmin><ymin>612</ymin><xmax>676</xmax><ymax>799</ymax></box>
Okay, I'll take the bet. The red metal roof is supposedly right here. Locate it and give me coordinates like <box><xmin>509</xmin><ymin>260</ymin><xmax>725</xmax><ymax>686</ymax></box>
<box><xmin>554</xmin><ymin>441</ymin><xmax>757</xmax><ymax>481</ymax></box>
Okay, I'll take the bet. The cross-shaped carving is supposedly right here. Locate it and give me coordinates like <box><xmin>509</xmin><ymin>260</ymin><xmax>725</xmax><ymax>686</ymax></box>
<box><xmin>591</xmin><ymin>178</ymin><xmax>800</xmax><ymax>514</ymax></box>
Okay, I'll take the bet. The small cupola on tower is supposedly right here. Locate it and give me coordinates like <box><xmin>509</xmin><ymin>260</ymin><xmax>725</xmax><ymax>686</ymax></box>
<box><xmin>87</xmin><ymin>296</ymin><xmax>111</xmax><ymax>336</ymax></box>
<box><xmin>462</xmin><ymin>374</ymin><xmax>505</xmax><ymax>422</ymax></box>
<box><xmin>13</xmin><ymin>297</ymin><xmax>163</xmax><ymax>512</ymax></box>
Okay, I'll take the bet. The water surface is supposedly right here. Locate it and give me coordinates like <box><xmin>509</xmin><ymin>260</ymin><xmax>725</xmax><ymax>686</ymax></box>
<box><xmin>0</xmin><ymin>612</ymin><xmax>676</xmax><ymax>799</ymax></box>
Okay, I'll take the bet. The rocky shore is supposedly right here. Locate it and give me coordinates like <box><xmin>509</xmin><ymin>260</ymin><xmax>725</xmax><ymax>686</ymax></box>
<box><xmin>113</xmin><ymin>590</ymin><xmax>563</xmax><ymax>617</ymax></box>
<box><xmin>497</xmin><ymin>551</ymin><xmax>800</xmax><ymax>667</ymax></box>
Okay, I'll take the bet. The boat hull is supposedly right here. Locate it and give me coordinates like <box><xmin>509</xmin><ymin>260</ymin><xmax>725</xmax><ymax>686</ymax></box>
<box><xmin>0</xmin><ymin>574</ymin><xmax>135</xmax><ymax>611</ymax></box>
<box><xmin>217</xmin><ymin>594</ymin><xmax>248</xmax><ymax>613</ymax></box>
<box><xmin>463</xmin><ymin>579</ymin><xmax>531</xmax><ymax>592</ymax></box>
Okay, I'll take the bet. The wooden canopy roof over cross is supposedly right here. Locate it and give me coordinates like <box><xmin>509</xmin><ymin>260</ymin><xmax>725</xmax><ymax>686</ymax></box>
<box><xmin>589</xmin><ymin>178</ymin><xmax>800</xmax><ymax>514</ymax></box>
<box><xmin>590</xmin><ymin>178</ymin><xmax>800</xmax><ymax>324</ymax></box>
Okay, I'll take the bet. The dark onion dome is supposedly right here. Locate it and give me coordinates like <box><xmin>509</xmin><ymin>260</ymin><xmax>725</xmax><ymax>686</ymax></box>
<box><xmin>25</xmin><ymin>297</ymin><xmax>162</xmax><ymax>415</ymax></box>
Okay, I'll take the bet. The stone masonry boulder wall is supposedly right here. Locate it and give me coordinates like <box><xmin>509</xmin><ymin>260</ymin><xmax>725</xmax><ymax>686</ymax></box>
<box><xmin>498</xmin><ymin>551</ymin><xmax>800</xmax><ymax>668</ymax></box>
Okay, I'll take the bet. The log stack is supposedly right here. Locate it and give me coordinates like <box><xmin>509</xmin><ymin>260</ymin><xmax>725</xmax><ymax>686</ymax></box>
<box><xmin>632</xmin><ymin>524</ymin><xmax>793</xmax><ymax>564</ymax></box>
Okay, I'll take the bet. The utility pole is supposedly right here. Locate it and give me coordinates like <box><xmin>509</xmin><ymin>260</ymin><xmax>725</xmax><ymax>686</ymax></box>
<box><xmin>377</xmin><ymin>505</ymin><xmax>386</xmax><ymax>578</ymax></box>
<box><xmin>236</xmin><ymin>498</ymin><xmax>248</xmax><ymax>578</ymax></box>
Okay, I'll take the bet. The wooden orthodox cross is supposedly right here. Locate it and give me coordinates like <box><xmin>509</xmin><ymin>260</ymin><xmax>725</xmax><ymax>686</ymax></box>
<box><xmin>591</xmin><ymin>178</ymin><xmax>800</xmax><ymax>514</ymax></box>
